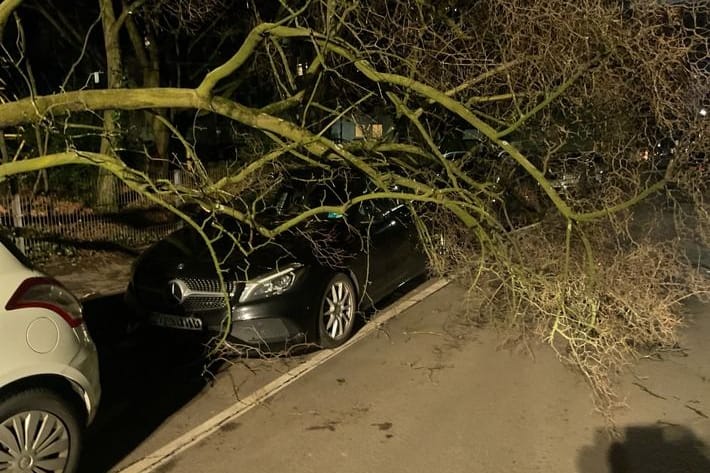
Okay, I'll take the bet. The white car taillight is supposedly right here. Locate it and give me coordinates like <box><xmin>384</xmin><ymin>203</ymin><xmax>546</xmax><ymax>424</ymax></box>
<box><xmin>5</xmin><ymin>277</ymin><xmax>83</xmax><ymax>327</ymax></box>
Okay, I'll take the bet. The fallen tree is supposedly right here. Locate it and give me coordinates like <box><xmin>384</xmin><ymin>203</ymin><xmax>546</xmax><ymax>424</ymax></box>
<box><xmin>0</xmin><ymin>0</ymin><xmax>708</xmax><ymax>414</ymax></box>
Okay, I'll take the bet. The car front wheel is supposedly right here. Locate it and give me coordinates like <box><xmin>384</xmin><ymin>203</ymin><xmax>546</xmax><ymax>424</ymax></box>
<box><xmin>0</xmin><ymin>388</ymin><xmax>83</xmax><ymax>473</ymax></box>
<box><xmin>318</xmin><ymin>273</ymin><xmax>357</xmax><ymax>348</ymax></box>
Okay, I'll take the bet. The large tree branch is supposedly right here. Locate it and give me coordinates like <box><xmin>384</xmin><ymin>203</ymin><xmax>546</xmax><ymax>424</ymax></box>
<box><xmin>0</xmin><ymin>148</ymin><xmax>480</xmax><ymax>237</ymax></box>
<box><xmin>258</xmin><ymin>25</ymin><xmax>656</xmax><ymax>222</ymax></box>
<box><xmin>0</xmin><ymin>86</ymin><xmax>390</xmax><ymax>202</ymax></box>
<box><xmin>0</xmin><ymin>88</ymin><xmax>202</xmax><ymax>126</ymax></box>
<box><xmin>0</xmin><ymin>150</ymin><xmax>103</xmax><ymax>177</ymax></box>
<box><xmin>196</xmin><ymin>2</ymin><xmax>314</xmax><ymax>97</ymax></box>
<box><xmin>0</xmin><ymin>0</ymin><xmax>22</xmax><ymax>38</ymax></box>
<box><xmin>196</xmin><ymin>23</ymin><xmax>272</xmax><ymax>96</ymax></box>
<box><xmin>0</xmin><ymin>18</ymin><xmax>667</xmax><ymax>225</ymax></box>
<box><xmin>495</xmin><ymin>59</ymin><xmax>600</xmax><ymax>138</ymax></box>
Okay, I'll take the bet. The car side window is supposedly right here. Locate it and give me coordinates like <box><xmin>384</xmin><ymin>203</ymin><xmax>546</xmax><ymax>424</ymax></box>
<box><xmin>348</xmin><ymin>177</ymin><xmax>407</xmax><ymax>227</ymax></box>
<box><xmin>356</xmin><ymin>199</ymin><xmax>405</xmax><ymax>226</ymax></box>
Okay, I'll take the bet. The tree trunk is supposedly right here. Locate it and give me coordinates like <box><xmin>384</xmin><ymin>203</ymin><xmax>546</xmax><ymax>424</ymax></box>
<box><xmin>124</xmin><ymin>5</ymin><xmax>169</xmax><ymax>176</ymax></box>
<box><xmin>97</xmin><ymin>0</ymin><xmax>122</xmax><ymax>211</ymax></box>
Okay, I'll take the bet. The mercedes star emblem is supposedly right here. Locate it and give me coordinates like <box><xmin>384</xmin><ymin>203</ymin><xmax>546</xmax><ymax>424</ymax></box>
<box><xmin>168</xmin><ymin>279</ymin><xmax>188</xmax><ymax>304</ymax></box>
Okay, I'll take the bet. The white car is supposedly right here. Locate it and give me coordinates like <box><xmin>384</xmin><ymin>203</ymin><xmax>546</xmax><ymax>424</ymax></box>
<box><xmin>0</xmin><ymin>234</ymin><xmax>101</xmax><ymax>473</ymax></box>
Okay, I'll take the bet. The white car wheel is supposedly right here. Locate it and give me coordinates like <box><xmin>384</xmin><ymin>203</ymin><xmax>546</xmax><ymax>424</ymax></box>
<box><xmin>0</xmin><ymin>388</ymin><xmax>82</xmax><ymax>473</ymax></box>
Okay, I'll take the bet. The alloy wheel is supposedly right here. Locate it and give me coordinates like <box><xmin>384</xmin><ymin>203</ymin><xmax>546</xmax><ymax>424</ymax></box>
<box><xmin>322</xmin><ymin>279</ymin><xmax>356</xmax><ymax>341</ymax></box>
<box><xmin>0</xmin><ymin>410</ymin><xmax>70</xmax><ymax>472</ymax></box>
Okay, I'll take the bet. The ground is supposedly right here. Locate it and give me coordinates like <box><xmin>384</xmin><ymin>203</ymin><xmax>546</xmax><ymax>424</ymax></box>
<box><xmin>26</xmin><ymin>195</ymin><xmax>710</xmax><ymax>472</ymax></box>
<box><xmin>39</xmin><ymin>249</ymin><xmax>134</xmax><ymax>298</ymax></box>
<box><xmin>118</xmin><ymin>283</ymin><xmax>710</xmax><ymax>473</ymax></box>
<box><xmin>34</xmin><ymin>250</ymin><xmax>710</xmax><ymax>472</ymax></box>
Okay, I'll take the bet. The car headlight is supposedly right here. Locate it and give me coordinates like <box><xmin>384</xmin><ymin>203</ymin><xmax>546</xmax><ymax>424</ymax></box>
<box><xmin>239</xmin><ymin>263</ymin><xmax>303</xmax><ymax>303</ymax></box>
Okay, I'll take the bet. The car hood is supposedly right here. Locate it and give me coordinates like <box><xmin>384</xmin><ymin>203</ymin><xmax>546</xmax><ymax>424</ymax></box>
<box><xmin>134</xmin><ymin>220</ymin><xmax>357</xmax><ymax>283</ymax></box>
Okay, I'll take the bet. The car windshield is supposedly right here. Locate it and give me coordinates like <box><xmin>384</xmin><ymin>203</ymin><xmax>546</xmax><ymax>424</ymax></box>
<box><xmin>254</xmin><ymin>171</ymin><xmax>366</xmax><ymax>221</ymax></box>
<box><xmin>186</xmin><ymin>168</ymin><xmax>374</xmax><ymax>229</ymax></box>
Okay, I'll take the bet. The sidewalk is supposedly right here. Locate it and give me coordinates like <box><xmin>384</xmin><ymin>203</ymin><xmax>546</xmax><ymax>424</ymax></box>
<box><xmin>115</xmin><ymin>283</ymin><xmax>710</xmax><ymax>473</ymax></box>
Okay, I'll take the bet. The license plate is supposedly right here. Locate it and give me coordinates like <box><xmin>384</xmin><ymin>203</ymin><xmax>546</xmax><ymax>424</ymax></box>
<box><xmin>149</xmin><ymin>313</ymin><xmax>203</xmax><ymax>331</ymax></box>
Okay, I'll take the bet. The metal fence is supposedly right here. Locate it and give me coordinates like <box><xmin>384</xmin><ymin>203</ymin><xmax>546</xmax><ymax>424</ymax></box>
<box><xmin>0</xmin><ymin>163</ymin><xmax>231</xmax><ymax>256</ymax></box>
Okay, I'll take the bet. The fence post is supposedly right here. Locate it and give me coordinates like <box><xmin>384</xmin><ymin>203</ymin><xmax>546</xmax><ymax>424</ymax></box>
<box><xmin>11</xmin><ymin>193</ymin><xmax>25</xmax><ymax>254</ymax></box>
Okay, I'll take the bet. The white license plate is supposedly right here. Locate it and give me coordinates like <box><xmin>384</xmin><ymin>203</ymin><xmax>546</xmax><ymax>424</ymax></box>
<box><xmin>149</xmin><ymin>313</ymin><xmax>203</xmax><ymax>331</ymax></box>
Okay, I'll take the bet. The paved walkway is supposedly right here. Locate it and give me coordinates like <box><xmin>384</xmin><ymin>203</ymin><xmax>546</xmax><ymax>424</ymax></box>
<box><xmin>113</xmin><ymin>283</ymin><xmax>710</xmax><ymax>473</ymax></box>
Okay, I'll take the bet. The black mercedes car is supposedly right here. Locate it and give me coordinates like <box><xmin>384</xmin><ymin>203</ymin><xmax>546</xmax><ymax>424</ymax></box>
<box><xmin>125</xmin><ymin>170</ymin><xmax>428</xmax><ymax>349</ymax></box>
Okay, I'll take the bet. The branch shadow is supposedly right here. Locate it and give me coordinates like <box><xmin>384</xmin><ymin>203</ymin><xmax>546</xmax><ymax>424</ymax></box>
<box><xmin>78</xmin><ymin>293</ymin><xmax>212</xmax><ymax>473</ymax></box>
<box><xmin>578</xmin><ymin>424</ymin><xmax>710</xmax><ymax>473</ymax></box>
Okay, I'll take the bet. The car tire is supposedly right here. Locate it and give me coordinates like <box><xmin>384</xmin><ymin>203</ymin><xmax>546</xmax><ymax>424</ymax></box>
<box><xmin>318</xmin><ymin>273</ymin><xmax>357</xmax><ymax>348</ymax></box>
<box><xmin>0</xmin><ymin>387</ymin><xmax>83</xmax><ymax>473</ymax></box>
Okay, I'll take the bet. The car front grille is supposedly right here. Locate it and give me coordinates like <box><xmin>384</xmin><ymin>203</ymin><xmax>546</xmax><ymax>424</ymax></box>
<box><xmin>134</xmin><ymin>277</ymin><xmax>240</xmax><ymax>313</ymax></box>
<box><xmin>182</xmin><ymin>293</ymin><xmax>232</xmax><ymax>312</ymax></box>
<box><xmin>179</xmin><ymin>278</ymin><xmax>238</xmax><ymax>312</ymax></box>
<box><xmin>182</xmin><ymin>277</ymin><xmax>233</xmax><ymax>293</ymax></box>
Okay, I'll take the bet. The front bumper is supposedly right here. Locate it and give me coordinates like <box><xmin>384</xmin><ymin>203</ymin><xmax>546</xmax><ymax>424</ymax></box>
<box><xmin>227</xmin><ymin>291</ymin><xmax>315</xmax><ymax>347</ymax></box>
<box><xmin>126</xmin><ymin>274</ymin><xmax>321</xmax><ymax>348</ymax></box>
